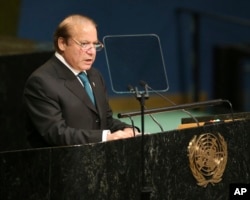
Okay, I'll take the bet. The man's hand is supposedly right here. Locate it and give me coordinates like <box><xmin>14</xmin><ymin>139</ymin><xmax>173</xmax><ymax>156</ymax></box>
<box><xmin>106</xmin><ymin>128</ymin><xmax>140</xmax><ymax>141</ymax></box>
<box><xmin>123</xmin><ymin>127</ymin><xmax>140</xmax><ymax>136</ymax></box>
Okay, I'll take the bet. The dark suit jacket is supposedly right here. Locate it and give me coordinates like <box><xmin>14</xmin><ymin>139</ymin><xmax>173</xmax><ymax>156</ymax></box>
<box><xmin>23</xmin><ymin>55</ymin><xmax>131</xmax><ymax>148</ymax></box>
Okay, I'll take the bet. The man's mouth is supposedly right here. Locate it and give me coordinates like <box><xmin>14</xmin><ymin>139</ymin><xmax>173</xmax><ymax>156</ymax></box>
<box><xmin>84</xmin><ymin>59</ymin><xmax>93</xmax><ymax>64</ymax></box>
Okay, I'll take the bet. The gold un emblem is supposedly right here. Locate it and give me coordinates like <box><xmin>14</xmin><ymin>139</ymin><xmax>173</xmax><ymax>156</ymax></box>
<box><xmin>188</xmin><ymin>133</ymin><xmax>228</xmax><ymax>187</ymax></box>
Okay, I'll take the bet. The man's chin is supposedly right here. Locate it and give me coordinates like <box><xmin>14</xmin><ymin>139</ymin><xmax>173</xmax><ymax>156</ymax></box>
<box><xmin>80</xmin><ymin>65</ymin><xmax>92</xmax><ymax>71</ymax></box>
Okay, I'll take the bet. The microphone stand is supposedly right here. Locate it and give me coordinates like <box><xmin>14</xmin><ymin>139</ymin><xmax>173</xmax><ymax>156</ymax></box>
<box><xmin>134</xmin><ymin>87</ymin><xmax>152</xmax><ymax>200</ymax></box>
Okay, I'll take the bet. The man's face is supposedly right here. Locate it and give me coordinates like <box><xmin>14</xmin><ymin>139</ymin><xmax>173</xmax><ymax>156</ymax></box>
<box><xmin>58</xmin><ymin>23</ymin><xmax>98</xmax><ymax>71</ymax></box>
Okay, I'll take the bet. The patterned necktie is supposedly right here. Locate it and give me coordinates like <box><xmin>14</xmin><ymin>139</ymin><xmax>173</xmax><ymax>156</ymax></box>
<box><xmin>78</xmin><ymin>72</ymin><xmax>95</xmax><ymax>105</ymax></box>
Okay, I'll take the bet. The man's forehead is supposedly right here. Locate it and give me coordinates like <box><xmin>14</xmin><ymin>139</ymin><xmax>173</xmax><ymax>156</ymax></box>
<box><xmin>61</xmin><ymin>15</ymin><xmax>95</xmax><ymax>27</ymax></box>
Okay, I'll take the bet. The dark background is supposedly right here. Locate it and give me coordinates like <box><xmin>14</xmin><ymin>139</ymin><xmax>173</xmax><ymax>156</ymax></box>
<box><xmin>16</xmin><ymin>0</ymin><xmax>250</xmax><ymax>107</ymax></box>
<box><xmin>0</xmin><ymin>0</ymin><xmax>250</xmax><ymax>151</ymax></box>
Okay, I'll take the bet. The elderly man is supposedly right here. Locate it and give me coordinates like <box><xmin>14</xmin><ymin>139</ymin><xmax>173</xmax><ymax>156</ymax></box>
<box><xmin>23</xmin><ymin>14</ymin><xmax>138</xmax><ymax>148</ymax></box>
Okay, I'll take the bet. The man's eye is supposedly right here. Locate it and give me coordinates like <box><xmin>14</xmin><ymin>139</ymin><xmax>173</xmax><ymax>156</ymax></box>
<box><xmin>80</xmin><ymin>42</ymin><xmax>89</xmax><ymax>47</ymax></box>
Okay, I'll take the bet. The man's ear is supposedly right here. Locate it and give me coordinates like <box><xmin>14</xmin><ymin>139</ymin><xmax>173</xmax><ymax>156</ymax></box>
<box><xmin>58</xmin><ymin>37</ymin><xmax>67</xmax><ymax>51</ymax></box>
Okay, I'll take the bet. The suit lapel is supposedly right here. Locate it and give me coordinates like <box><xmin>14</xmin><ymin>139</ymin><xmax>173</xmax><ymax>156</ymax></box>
<box><xmin>52</xmin><ymin>56</ymin><xmax>97</xmax><ymax>113</ymax></box>
<box><xmin>65</xmin><ymin>79</ymin><xmax>97</xmax><ymax>112</ymax></box>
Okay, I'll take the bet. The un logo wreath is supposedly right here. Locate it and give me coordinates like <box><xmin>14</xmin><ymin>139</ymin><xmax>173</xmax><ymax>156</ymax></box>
<box><xmin>187</xmin><ymin>133</ymin><xmax>228</xmax><ymax>187</ymax></box>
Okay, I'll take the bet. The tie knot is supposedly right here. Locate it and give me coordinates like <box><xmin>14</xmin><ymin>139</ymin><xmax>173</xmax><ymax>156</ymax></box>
<box><xmin>78</xmin><ymin>72</ymin><xmax>88</xmax><ymax>84</ymax></box>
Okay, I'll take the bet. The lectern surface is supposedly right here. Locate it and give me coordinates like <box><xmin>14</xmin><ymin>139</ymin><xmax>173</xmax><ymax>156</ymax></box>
<box><xmin>0</xmin><ymin>119</ymin><xmax>250</xmax><ymax>200</ymax></box>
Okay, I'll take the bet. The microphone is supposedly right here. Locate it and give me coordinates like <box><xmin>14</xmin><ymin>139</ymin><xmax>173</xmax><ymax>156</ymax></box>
<box><xmin>128</xmin><ymin>84</ymin><xmax>135</xmax><ymax>93</ymax></box>
<box><xmin>139</xmin><ymin>80</ymin><xmax>200</xmax><ymax>127</ymax></box>
<box><xmin>127</xmin><ymin>84</ymin><xmax>164</xmax><ymax>132</ymax></box>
